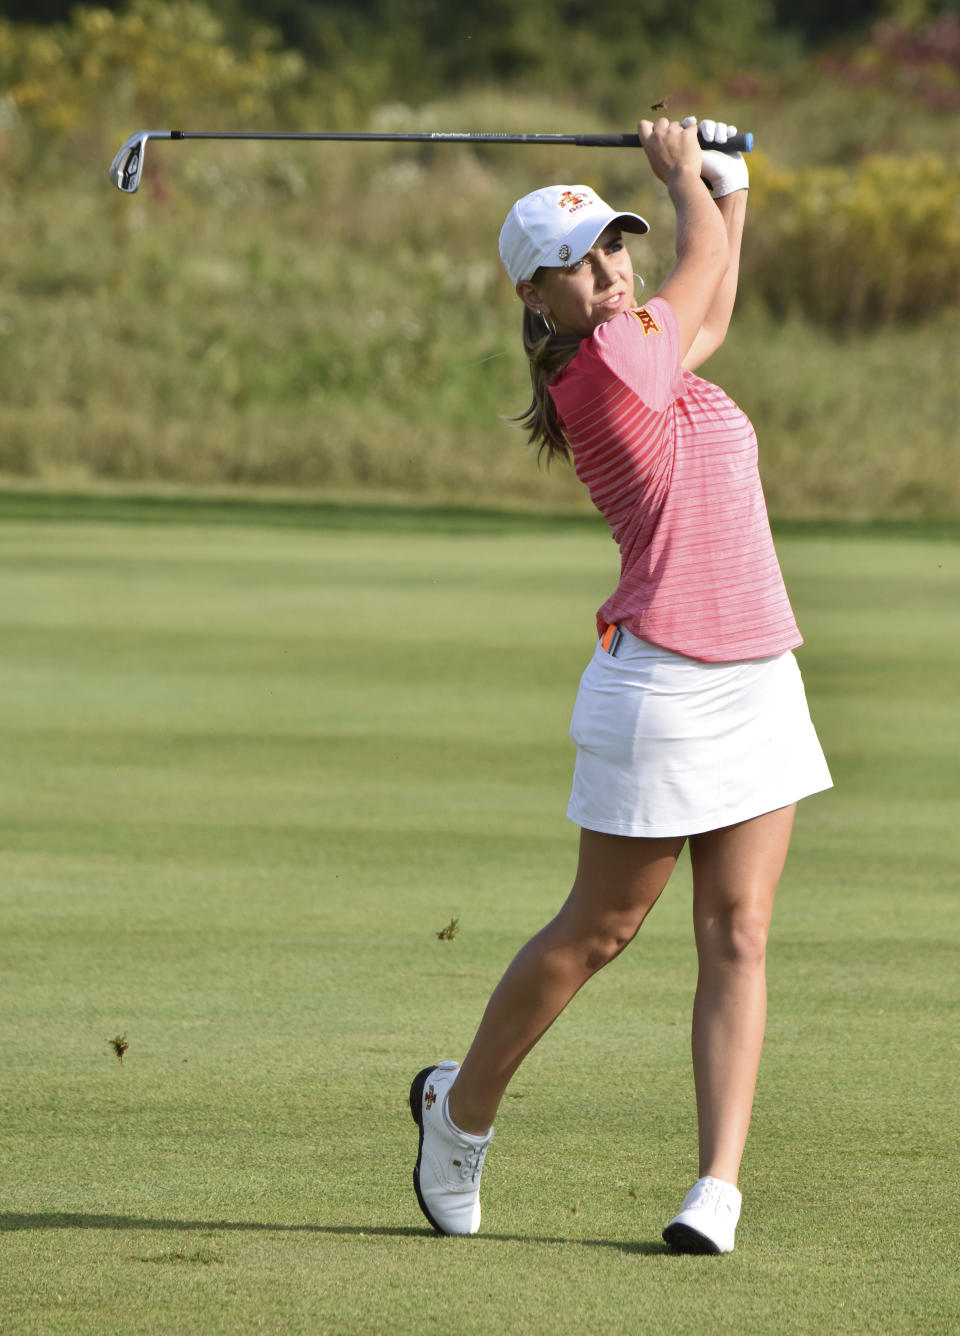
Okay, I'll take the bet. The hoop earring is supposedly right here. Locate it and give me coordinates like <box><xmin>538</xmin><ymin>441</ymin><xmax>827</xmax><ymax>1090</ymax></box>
<box><xmin>633</xmin><ymin>272</ymin><xmax>645</xmax><ymax>299</ymax></box>
<box><xmin>539</xmin><ymin>310</ymin><xmax>556</xmax><ymax>335</ymax></box>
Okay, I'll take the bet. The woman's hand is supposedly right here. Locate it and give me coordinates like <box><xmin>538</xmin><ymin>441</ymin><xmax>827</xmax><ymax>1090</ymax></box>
<box><xmin>638</xmin><ymin>117</ymin><xmax>703</xmax><ymax>188</ymax></box>
<box><xmin>684</xmin><ymin>118</ymin><xmax>750</xmax><ymax>198</ymax></box>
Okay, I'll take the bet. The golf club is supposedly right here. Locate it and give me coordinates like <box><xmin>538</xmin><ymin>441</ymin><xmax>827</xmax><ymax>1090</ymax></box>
<box><xmin>109</xmin><ymin>127</ymin><xmax>754</xmax><ymax>194</ymax></box>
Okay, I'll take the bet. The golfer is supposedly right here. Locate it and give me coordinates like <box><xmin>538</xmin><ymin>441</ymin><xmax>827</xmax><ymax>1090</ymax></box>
<box><xmin>410</xmin><ymin>117</ymin><xmax>832</xmax><ymax>1254</ymax></box>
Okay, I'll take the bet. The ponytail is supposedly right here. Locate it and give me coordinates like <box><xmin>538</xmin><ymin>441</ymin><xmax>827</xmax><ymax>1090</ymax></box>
<box><xmin>514</xmin><ymin>299</ymin><xmax>582</xmax><ymax>467</ymax></box>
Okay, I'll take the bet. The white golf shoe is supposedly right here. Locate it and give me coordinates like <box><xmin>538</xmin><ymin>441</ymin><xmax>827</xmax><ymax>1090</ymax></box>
<box><xmin>663</xmin><ymin>1175</ymin><xmax>742</xmax><ymax>1254</ymax></box>
<box><xmin>410</xmin><ymin>1061</ymin><xmax>493</xmax><ymax>1235</ymax></box>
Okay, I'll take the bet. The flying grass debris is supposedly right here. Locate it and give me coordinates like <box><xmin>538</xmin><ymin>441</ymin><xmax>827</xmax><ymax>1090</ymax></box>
<box><xmin>109</xmin><ymin>1034</ymin><xmax>129</xmax><ymax>1064</ymax></box>
<box><xmin>436</xmin><ymin>917</ymin><xmax>459</xmax><ymax>941</ymax></box>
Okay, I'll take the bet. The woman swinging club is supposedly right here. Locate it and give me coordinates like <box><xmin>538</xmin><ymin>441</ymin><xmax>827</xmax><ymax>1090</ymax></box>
<box><xmin>409</xmin><ymin>116</ymin><xmax>832</xmax><ymax>1254</ymax></box>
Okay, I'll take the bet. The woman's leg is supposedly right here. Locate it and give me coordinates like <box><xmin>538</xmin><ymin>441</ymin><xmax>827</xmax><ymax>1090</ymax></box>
<box><xmin>448</xmin><ymin>827</ymin><xmax>685</xmax><ymax>1136</ymax></box>
<box><xmin>687</xmin><ymin>804</ymin><xmax>796</xmax><ymax>1184</ymax></box>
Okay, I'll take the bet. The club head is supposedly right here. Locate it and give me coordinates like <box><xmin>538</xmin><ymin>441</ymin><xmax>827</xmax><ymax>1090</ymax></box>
<box><xmin>109</xmin><ymin>131</ymin><xmax>151</xmax><ymax>194</ymax></box>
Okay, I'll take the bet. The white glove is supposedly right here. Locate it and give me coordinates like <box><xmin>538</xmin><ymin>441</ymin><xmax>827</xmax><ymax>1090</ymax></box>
<box><xmin>683</xmin><ymin>116</ymin><xmax>749</xmax><ymax>197</ymax></box>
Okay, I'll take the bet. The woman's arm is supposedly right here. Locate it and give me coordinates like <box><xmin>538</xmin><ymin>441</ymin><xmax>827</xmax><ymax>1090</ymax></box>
<box><xmin>639</xmin><ymin>119</ymin><xmax>730</xmax><ymax>362</ymax></box>
<box><xmin>682</xmin><ymin>189</ymin><xmax>748</xmax><ymax>372</ymax></box>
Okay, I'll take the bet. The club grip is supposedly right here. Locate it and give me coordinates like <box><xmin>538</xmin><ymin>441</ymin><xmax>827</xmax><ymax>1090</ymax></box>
<box><xmin>576</xmin><ymin>131</ymin><xmax>753</xmax><ymax>153</ymax></box>
<box><xmin>700</xmin><ymin>130</ymin><xmax>752</xmax><ymax>154</ymax></box>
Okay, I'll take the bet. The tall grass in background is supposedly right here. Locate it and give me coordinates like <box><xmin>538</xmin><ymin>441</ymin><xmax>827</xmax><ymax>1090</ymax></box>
<box><xmin>1</xmin><ymin>5</ymin><xmax>958</xmax><ymax>515</ymax></box>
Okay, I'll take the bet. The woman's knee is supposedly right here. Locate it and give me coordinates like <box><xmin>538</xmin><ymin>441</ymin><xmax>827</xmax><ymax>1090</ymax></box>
<box><xmin>585</xmin><ymin>917</ymin><xmax>643</xmax><ymax>972</ymax></box>
<box><xmin>551</xmin><ymin>903</ymin><xmax>646</xmax><ymax>974</ymax></box>
<box><xmin>696</xmin><ymin>905</ymin><xmax>770</xmax><ymax>971</ymax></box>
<box><xmin>552</xmin><ymin>830</ymin><xmax>681</xmax><ymax>975</ymax></box>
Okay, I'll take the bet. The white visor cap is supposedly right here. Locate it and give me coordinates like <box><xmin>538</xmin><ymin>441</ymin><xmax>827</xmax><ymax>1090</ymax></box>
<box><xmin>499</xmin><ymin>184</ymin><xmax>649</xmax><ymax>286</ymax></box>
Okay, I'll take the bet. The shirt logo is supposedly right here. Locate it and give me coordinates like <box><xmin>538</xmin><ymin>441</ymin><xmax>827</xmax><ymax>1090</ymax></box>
<box><xmin>631</xmin><ymin>307</ymin><xmax>662</xmax><ymax>336</ymax></box>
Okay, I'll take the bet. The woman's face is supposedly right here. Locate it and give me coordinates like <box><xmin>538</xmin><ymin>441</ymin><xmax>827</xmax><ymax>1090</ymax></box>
<box><xmin>519</xmin><ymin>227</ymin><xmax>635</xmax><ymax>336</ymax></box>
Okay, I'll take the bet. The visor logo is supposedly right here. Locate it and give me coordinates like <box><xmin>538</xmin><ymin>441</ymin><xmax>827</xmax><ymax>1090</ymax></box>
<box><xmin>558</xmin><ymin>244</ymin><xmax>571</xmax><ymax>263</ymax></box>
<box><xmin>557</xmin><ymin>190</ymin><xmax>591</xmax><ymax>214</ymax></box>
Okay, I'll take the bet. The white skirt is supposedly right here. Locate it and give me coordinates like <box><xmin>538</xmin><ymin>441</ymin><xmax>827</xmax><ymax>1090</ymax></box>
<box><xmin>567</xmin><ymin>627</ymin><xmax>832</xmax><ymax>838</ymax></box>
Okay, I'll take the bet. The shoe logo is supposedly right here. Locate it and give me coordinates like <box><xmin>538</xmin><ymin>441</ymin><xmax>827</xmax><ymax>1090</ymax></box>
<box><xmin>425</xmin><ymin>1084</ymin><xmax>437</xmax><ymax>1110</ymax></box>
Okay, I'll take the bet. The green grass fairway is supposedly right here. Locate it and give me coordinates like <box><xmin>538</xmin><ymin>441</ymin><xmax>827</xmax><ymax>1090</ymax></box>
<box><xmin>0</xmin><ymin>497</ymin><xmax>957</xmax><ymax>1334</ymax></box>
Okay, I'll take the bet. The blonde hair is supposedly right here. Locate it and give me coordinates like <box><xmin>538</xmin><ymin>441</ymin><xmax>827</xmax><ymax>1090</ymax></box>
<box><xmin>514</xmin><ymin>282</ymin><xmax>583</xmax><ymax>466</ymax></box>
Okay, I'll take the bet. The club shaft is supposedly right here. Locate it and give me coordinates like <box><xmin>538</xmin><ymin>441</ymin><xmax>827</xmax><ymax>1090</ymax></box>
<box><xmin>109</xmin><ymin>126</ymin><xmax>753</xmax><ymax>193</ymax></box>
<box><xmin>166</xmin><ymin>129</ymin><xmax>753</xmax><ymax>153</ymax></box>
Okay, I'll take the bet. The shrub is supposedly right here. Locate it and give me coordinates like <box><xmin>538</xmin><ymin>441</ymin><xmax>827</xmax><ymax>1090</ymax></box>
<box><xmin>820</xmin><ymin>14</ymin><xmax>960</xmax><ymax>112</ymax></box>
<box><xmin>746</xmin><ymin>149</ymin><xmax>960</xmax><ymax>327</ymax></box>
<box><xmin>0</xmin><ymin>1</ymin><xmax>307</xmax><ymax>178</ymax></box>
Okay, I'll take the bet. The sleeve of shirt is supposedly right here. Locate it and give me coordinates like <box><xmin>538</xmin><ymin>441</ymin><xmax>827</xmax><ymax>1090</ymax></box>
<box><xmin>586</xmin><ymin>298</ymin><xmax>685</xmax><ymax>412</ymax></box>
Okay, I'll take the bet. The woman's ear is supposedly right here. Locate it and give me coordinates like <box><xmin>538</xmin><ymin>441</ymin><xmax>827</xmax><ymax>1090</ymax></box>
<box><xmin>516</xmin><ymin>279</ymin><xmax>546</xmax><ymax>315</ymax></box>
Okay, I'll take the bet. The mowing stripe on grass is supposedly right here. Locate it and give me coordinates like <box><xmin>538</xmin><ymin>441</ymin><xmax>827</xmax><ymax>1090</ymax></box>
<box><xmin>0</xmin><ymin>501</ymin><xmax>957</xmax><ymax>1334</ymax></box>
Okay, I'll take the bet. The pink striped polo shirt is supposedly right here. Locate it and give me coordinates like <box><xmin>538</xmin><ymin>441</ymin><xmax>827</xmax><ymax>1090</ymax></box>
<box><xmin>548</xmin><ymin>298</ymin><xmax>801</xmax><ymax>662</ymax></box>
